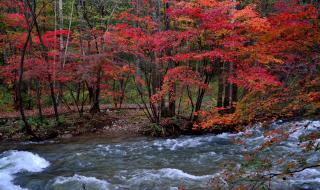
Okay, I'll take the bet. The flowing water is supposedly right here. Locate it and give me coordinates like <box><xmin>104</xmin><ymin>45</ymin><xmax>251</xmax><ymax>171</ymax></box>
<box><xmin>0</xmin><ymin>120</ymin><xmax>320</xmax><ymax>190</ymax></box>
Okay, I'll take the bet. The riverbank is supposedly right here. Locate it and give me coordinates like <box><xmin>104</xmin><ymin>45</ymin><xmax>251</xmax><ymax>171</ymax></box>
<box><xmin>0</xmin><ymin>109</ymin><xmax>149</xmax><ymax>142</ymax></box>
<box><xmin>0</xmin><ymin>105</ymin><xmax>318</xmax><ymax>143</ymax></box>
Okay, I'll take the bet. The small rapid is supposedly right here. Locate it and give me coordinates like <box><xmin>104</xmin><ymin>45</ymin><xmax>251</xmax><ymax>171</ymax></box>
<box><xmin>52</xmin><ymin>174</ymin><xmax>111</xmax><ymax>190</ymax></box>
<box><xmin>0</xmin><ymin>151</ymin><xmax>50</xmax><ymax>190</ymax></box>
<box><xmin>0</xmin><ymin>120</ymin><xmax>319</xmax><ymax>190</ymax></box>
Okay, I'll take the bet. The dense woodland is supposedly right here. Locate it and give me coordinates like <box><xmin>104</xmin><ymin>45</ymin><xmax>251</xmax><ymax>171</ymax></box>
<box><xmin>0</xmin><ymin>0</ymin><xmax>320</xmax><ymax>189</ymax></box>
<box><xmin>0</xmin><ymin>0</ymin><xmax>319</xmax><ymax>134</ymax></box>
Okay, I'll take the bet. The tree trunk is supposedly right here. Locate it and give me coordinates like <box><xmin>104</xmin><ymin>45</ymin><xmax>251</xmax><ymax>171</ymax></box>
<box><xmin>57</xmin><ymin>0</ymin><xmax>64</xmax><ymax>105</ymax></box>
<box><xmin>165</xmin><ymin>1</ymin><xmax>176</xmax><ymax>117</ymax></box>
<box><xmin>25</xmin><ymin>0</ymin><xmax>59</xmax><ymax>122</ymax></box>
<box><xmin>88</xmin><ymin>85</ymin><xmax>94</xmax><ymax>104</ymax></box>
<box><xmin>13</xmin><ymin>81</ymin><xmax>20</xmax><ymax>110</ymax></box>
<box><xmin>231</xmin><ymin>83</ymin><xmax>238</xmax><ymax>112</ymax></box>
<box><xmin>18</xmin><ymin>25</ymin><xmax>32</xmax><ymax>135</ymax></box>
<box><xmin>231</xmin><ymin>83</ymin><xmax>238</xmax><ymax>103</ymax></box>
<box><xmin>90</xmin><ymin>67</ymin><xmax>101</xmax><ymax>113</ymax></box>
<box><xmin>59</xmin><ymin>0</ymin><xmax>64</xmax><ymax>53</ymax></box>
<box><xmin>223</xmin><ymin>62</ymin><xmax>231</xmax><ymax>108</ymax></box>
<box><xmin>36</xmin><ymin>80</ymin><xmax>43</xmax><ymax>122</ymax></box>
<box><xmin>223</xmin><ymin>83</ymin><xmax>231</xmax><ymax>108</ymax></box>
<box><xmin>217</xmin><ymin>62</ymin><xmax>224</xmax><ymax>107</ymax></box>
<box><xmin>168</xmin><ymin>86</ymin><xmax>176</xmax><ymax>117</ymax></box>
<box><xmin>49</xmin><ymin>78</ymin><xmax>59</xmax><ymax>122</ymax></box>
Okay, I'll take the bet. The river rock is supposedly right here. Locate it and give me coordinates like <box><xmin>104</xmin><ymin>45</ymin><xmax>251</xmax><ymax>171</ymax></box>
<box><xmin>61</xmin><ymin>134</ymin><xmax>73</xmax><ymax>139</ymax></box>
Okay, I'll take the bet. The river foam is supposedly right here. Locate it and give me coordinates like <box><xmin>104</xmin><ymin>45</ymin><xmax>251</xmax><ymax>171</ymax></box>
<box><xmin>53</xmin><ymin>174</ymin><xmax>111</xmax><ymax>190</ymax></box>
<box><xmin>152</xmin><ymin>135</ymin><xmax>223</xmax><ymax>151</ymax></box>
<box><xmin>158</xmin><ymin>168</ymin><xmax>212</xmax><ymax>180</ymax></box>
<box><xmin>126</xmin><ymin>168</ymin><xmax>211</xmax><ymax>182</ymax></box>
<box><xmin>118</xmin><ymin>168</ymin><xmax>212</xmax><ymax>189</ymax></box>
<box><xmin>0</xmin><ymin>150</ymin><xmax>50</xmax><ymax>190</ymax></box>
<box><xmin>288</xmin><ymin>120</ymin><xmax>320</xmax><ymax>140</ymax></box>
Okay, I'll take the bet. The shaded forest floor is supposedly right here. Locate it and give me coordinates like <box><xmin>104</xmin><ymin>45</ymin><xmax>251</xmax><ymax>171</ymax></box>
<box><xmin>0</xmin><ymin>104</ymin><xmax>141</xmax><ymax>119</ymax></box>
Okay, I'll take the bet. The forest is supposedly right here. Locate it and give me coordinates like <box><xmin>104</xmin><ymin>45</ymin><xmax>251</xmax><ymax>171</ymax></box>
<box><xmin>0</xmin><ymin>0</ymin><xmax>320</xmax><ymax>190</ymax></box>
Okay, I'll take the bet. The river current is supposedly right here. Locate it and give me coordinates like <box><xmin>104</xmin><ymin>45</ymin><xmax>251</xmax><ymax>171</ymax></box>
<box><xmin>0</xmin><ymin>120</ymin><xmax>319</xmax><ymax>190</ymax></box>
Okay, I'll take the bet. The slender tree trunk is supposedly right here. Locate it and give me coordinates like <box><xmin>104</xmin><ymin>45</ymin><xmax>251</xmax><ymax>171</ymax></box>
<box><xmin>168</xmin><ymin>84</ymin><xmax>176</xmax><ymax>117</ymax></box>
<box><xmin>230</xmin><ymin>61</ymin><xmax>237</xmax><ymax>104</ymax></box>
<box><xmin>90</xmin><ymin>67</ymin><xmax>101</xmax><ymax>113</ymax></box>
<box><xmin>49</xmin><ymin>78</ymin><xmax>59</xmax><ymax>121</ymax></box>
<box><xmin>217</xmin><ymin>62</ymin><xmax>224</xmax><ymax>107</ymax></box>
<box><xmin>195</xmin><ymin>89</ymin><xmax>206</xmax><ymax>113</ymax></box>
<box><xmin>231</xmin><ymin>84</ymin><xmax>238</xmax><ymax>108</ymax></box>
<box><xmin>224</xmin><ymin>83</ymin><xmax>231</xmax><ymax>107</ymax></box>
<box><xmin>59</xmin><ymin>0</ymin><xmax>64</xmax><ymax>54</ymax></box>
<box><xmin>36</xmin><ymin>80</ymin><xmax>43</xmax><ymax>122</ymax></box>
<box><xmin>13</xmin><ymin>80</ymin><xmax>20</xmax><ymax>110</ymax></box>
<box><xmin>27</xmin><ymin>80</ymin><xmax>32</xmax><ymax>110</ymax></box>
<box><xmin>57</xmin><ymin>0</ymin><xmax>64</xmax><ymax>105</ymax></box>
<box><xmin>229</xmin><ymin>0</ymin><xmax>238</xmax><ymax>112</ymax></box>
<box><xmin>223</xmin><ymin>62</ymin><xmax>231</xmax><ymax>108</ymax></box>
<box><xmin>164</xmin><ymin>1</ymin><xmax>176</xmax><ymax>117</ymax></box>
<box><xmin>192</xmin><ymin>75</ymin><xmax>210</xmax><ymax>121</ymax></box>
<box><xmin>25</xmin><ymin>0</ymin><xmax>59</xmax><ymax>122</ymax></box>
<box><xmin>88</xmin><ymin>85</ymin><xmax>94</xmax><ymax>104</ymax></box>
<box><xmin>18</xmin><ymin>25</ymin><xmax>32</xmax><ymax>135</ymax></box>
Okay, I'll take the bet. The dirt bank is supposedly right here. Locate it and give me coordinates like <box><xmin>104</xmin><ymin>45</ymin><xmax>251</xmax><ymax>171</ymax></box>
<box><xmin>0</xmin><ymin>109</ymin><xmax>149</xmax><ymax>142</ymax></box>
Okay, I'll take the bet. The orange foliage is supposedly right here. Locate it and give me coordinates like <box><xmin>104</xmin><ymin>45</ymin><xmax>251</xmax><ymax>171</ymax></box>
<box><xmin>198</xmin><ymin>77</ymin><xmax>320</xmax><ymax>130</ymax></box>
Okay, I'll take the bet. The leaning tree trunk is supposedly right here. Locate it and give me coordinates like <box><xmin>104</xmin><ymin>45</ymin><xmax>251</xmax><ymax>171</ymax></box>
<box><xmin>26</xmin><ymin>0</ymin><xmax>59</xmax><ymax>122</ymax></box>
<box><xmin>17</xmin><ymin>13</ymin><xmax>34</xmax><ymax>135</ymax></box>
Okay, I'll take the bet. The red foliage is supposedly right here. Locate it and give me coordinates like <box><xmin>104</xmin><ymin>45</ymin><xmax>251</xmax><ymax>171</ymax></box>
<box><xmin>229</xmin><ymin>67</ymin><xmax>281</xmax><ymax>91</ymax></box>
<box><xmin>3</xmin><ymin>13</ymin><xmax>28</xmax><ymax>29</ymax></box>
<box><xmin>151</xmin><ymin>66</ymin><xmax>207</xmax><ymax>103</ymax></box>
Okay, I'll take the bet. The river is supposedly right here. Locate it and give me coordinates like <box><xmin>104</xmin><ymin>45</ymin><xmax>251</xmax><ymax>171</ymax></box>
<box><xmin>0</xmin><ymin>120</ymin><xmax>319</xmax><ymax>190</ymax></box>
